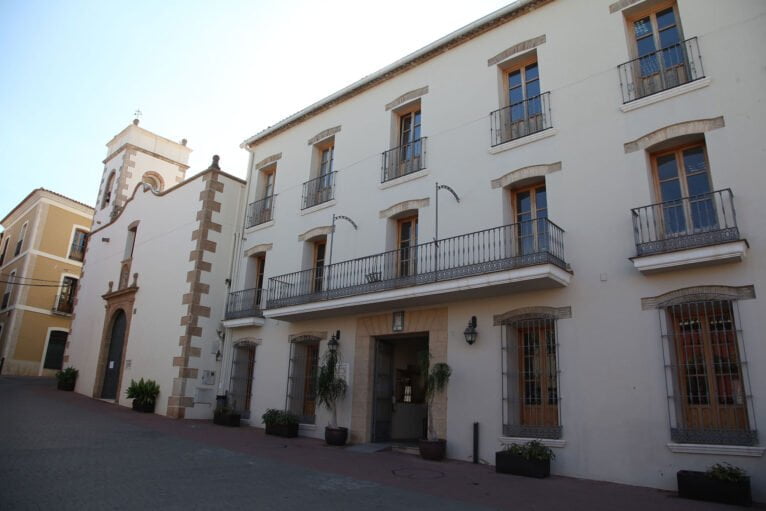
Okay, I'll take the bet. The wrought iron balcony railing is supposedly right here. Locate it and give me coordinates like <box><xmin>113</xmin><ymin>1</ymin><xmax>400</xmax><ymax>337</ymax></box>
<box><xmin>490</xmin><ymin>92</ymin><xmax>551</xmax><ymax>147</ymax></box>
<box><xmin>618</xmin><ymin>37</ymin><xmax>704</xmax><ymax>104</ymax></box>
<box><xmin>69</xmin><ymin>242</ymin><xmax>85</xmax><ymax>262</ymax></box>
<box><xmin>246</xmin><ymin>195</ymin><xmax>275</xmax><ymax>228</ymax></box>
<box><xmin>302</xmin><ymin>172</ymin><xmax>336</xmax><ymax>209</ymax></box>
<box><xmin>631</xmin><ymin>189</ymin><xmax>739</xmax><ymax>257</ymax></box>
<box><xmin>381</xmin><ymin>137</ymin><xmax>427</xmax><ymax>183</ymax></box>
<box><xmin>225</xmin><ymin>288</ymin><xmax>265</xmax><ymax>320</ymax></box>
<box><xmin>53</xmin><ymin>293</ymin><xmax>74</xmax><ymax>314</ymax></box>
<box><xmin>268</xmin><ymin>218</ymin><xmax>566</xmax><ymax>308</ymax></box>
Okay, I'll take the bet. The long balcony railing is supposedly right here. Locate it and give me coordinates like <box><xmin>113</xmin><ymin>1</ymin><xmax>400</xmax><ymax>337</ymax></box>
<box><xmin>268</xmin><ymin>218</ymin><xmax>566</xmax><ymax>308</ymax></box>
<box><xmin>246</xmin><ymin>195</ymin><xmax>275</xmax><ymax>228</ymax></box>
<box><xmin>53</xmin><ymin>293</ymin><xmax>74</xmax><ymax>314</ymax></box>
<box><xmin>225</xmin><ymin>288</ymin><xmax>265</xmax><ymax>320</ymax></box>
<box><xmin>381</xmin><ymin>137</ymin><xmax>427</xmax><ymax>183</ymax></box>
<box><xmin>302</xmin><ymin>172</ymin><xmax>336</xmax><ymax>209</ymax></box>
<box><xmin>490</xmin><ymin>92</ymin><xmax>551</xmax><ymax>147</ymax></box>
<box><xmin>618</xmin><ymin>37</ymin><xmax>704</xmax><ymax>104</ymax></box>
<box><xmin>631</xmin><ymin>189</ymin><xmax>739</xmax><ymax>257</ymax></box>
<box><xmin>69</xmin><ymin>242</ymin><xmax>85</xmax><ymax>262</ymax></box>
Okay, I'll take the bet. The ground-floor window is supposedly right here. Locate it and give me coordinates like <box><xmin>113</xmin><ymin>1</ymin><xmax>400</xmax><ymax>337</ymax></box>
<box><xmin>501</xmin><ymin>316</ymin><xmax>561</xmax><ymax>439</ymax></box>
<box><xmin>286</xmin><ymin>338</ymin><xmax>320</xmax><ymax>424</ymax></box>
<box><xmin>660</xmin><ymin>300</ymin><xmax>757</xmax><ymax>445</ymax></box>
<box><xmin>43</xmin><ymin>330</ymin><xmax>68</xmax><ymax>370</ymax></box>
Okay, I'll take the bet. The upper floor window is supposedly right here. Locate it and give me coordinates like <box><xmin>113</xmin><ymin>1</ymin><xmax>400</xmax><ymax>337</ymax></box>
<box><xmin>0</xmin><ymin>237</ymin><xmax>9</xmax><ymax>267</ymax></box>
<box><xmin>55</xmin><ymin>276</ymin><xmax>78</xmax><ymax>314</ymax></box>
<box><xmin>303</xmin><ymin>139</ymin><xmax>336</xmax><ymax>209</ymax></box>
<box><xmin>619</xmin><ymin>2</ymin><xmax>704</xmax><ymax>102</ymax></box>
<box><xmin>69</xmin><ymin>229</ymin><xmax>88</xmax><ymax>262</ymax></box>
<box><xmin>491</xmin><ymin>53</ymin><xmax>552</xmax><ymax>146</ymax></box>
<box><xmin>512</xmin><ymin>184</ymin><xmax>548</xmax><ymax>256</ymax></box>
<box><xmin>397</xmin><ymin>214</ymin><xmax>418</xmax><ymax>277</ymax></box>
<box><xmin>124</xmin><ymin>225</ymin><xmax>137</xmax><ymax>260</ymax></box>
<box><xmin>14</xmin><ymin>222</ymin><xmax>28</xmax><ymax>257</ymax></box>
<box><xmin>246</xmin><ymin>164</ymin><xmax>276</xmax><ymax>227</ymax></box>
<box><xmin>312</xmin><ymin>239</ymin><xmax>327</xmax><ymax>293</ymax></box>
<box><xmin>382</xmin><ymin>103</ymin><xmax>426</xmax><ymax>182</ymax></box>
<box><xmin>2</xmin><ymin>271</ymin><xmax>15</xmax><ymax>309</ymax></box>
<box><xmin>661</xmin><ymin>299</ymin><xmax>756</xmax><ymax>445</ymax></box>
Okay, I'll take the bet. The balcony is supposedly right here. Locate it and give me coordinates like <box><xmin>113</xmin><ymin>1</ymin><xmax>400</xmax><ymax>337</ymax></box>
<box><xmin>381</xmin><ymin>137</ymin><xmax>427</xmax><ymax>183</ymax></box>
<box><xmin>618</xmin><ymin>37</ymin><xmax>704</xmax><ymax>104</ymax></box>
<box><xmin>69</xmin><ymin>242</ymin><xmax>85</xmax><ymax>262</ymax></box>
<box><xmin>302</xmin><ymin>172</ymin><xmax>336</xmax><ymax>210</ymax></box>
<box><xmin>631</xmin><ymin>189</ymin><xmax>747</xmax><ymax>273</ymax></box>
<box><xmin>53</xmin><ymin>293</ymin><xmax>74</xmax><ymax>315</ymax></box>
<box><xmin>222</xmin><ymin>288</ymin><xmax>265</xmax><ymax>328</ymax></box>
<box><xmin>490</xmin><ymin>92</ymin><xmax>552</xmax><ymax>148</ymax></box>
<box><xmin>246</xmin><ymin>195</ymin><xmax>275</xmax><ymax>228</ymax></box>
<box><xmin>266</xmin><ymin>219</ymin><xmax>571</xmax><ymax>320</ymax></box>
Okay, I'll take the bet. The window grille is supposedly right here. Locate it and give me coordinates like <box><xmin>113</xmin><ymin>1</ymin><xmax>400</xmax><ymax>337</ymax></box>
<box><xmin>659</xmin><ymin>300</ymin><xmax>757</xmax><ymax>445</ymax></box>
<box><xmin>285</xmin><ymin>338</ymin><xmax>320</xmax><ymax>424</ymax></box>
<box><xmin>501</xmin><ymin>317</ymin><xmax>562</xmax><ymax>439</ymax></box>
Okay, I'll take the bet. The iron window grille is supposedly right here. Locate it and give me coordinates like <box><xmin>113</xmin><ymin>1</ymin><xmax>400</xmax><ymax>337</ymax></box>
<box><xmin>302</xmin><ymin>171</ymin><xmax>336</xmax><ymax>209</ymax></box>
<box><xmin>224</xmin><ymin>288</ymin><xmax>265</xmax><ymax>320</ymax></box>
<box><xmin>501</xmin><ymin>316</ymin><xmax>562</xmax><ymax>439</ymax></box>
<box><xmin>381</xmin><ymin>137</ymin><xmax>427</xmax><ymax>183</ymax></box>
<box><xmin>229</xmin><ymin>343</ymin><xmax>256</xmax><ymax>418</ymax></box>
<box><xmin>285</xmin><ymin>337</ymin><xmax>320</xmax><ymax>425</ymax></box>
<box><xmin>618</xmin><ymin>37</ymin><xmax>704</xmax><ymax>104</ymax></box>
<box><xmin>658</xmin><ymin>299</ymin><xmax>757</xmax><ymax>445</ymax></box>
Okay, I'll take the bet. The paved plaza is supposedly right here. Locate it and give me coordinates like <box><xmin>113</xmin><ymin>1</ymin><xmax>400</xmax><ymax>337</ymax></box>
<box><xmin>0</xmin><ymin>377</ymin><xmax>750</xmax><ymax>510</ymax></box>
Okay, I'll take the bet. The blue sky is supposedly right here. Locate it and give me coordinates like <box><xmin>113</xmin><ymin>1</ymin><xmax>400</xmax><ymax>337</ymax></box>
<box><xmin>0</xmin><ymin>0</ymin><xmax>510</xmax><ymax>216</ymax></box>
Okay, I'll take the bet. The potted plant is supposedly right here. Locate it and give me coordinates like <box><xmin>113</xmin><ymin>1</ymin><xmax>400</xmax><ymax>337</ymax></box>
<box><xmin>262</xmin><ymin>408</ymin><xmax>299</xmax><ymax>437</ymax></box>
<box><xmin>496</xmin><ymin>440</ymin><xmax>555</xmax><ymax>478</ymax></box>
<box><xmin>418</xmin><ymin>352</ymin><xmax>451</xmax><ymax>460</ymax></box>
<box><xmin>316</xmin><ymin>337</ymin><xmax>348</xmax><ymax>445</ymax></box>
<box><xmin>55</xmin><ymin>367</ymin><xmax>78</xmax><ymax>391</ymax></box>
<box><xmin>214</xmin><ymin>400</ymin><xmax>241</xmax><ymax>427</ymax></box>
<box><xmin>677</xmin><ymin>463</ymin><xmax>751</xmax><ymax>507</ymax></box>
<box><xmin>125</xmin><ymin>378</ymin><xmax>160</xmax><ymax>413</ymax></box>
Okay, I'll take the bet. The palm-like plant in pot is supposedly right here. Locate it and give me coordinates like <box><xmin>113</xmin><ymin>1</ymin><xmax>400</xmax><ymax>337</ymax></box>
<box><xmin>126</xmin><ymin>378</ymin><xmax>160</xmax><ymax>413</ymax></box>
<box><xmin>419</xmin><ymin>352</ymin><xmax>452</xmax><ymax>460</ymax></box>
<box><xmin>316</xmin><ymin>334</ymin><xmax>348</xmax><ymax>445</ymax></box>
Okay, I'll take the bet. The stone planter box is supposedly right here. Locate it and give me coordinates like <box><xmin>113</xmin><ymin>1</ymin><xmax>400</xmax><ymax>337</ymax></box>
<box><xmin>677</xmin><ymin>470</ymin><xmax>751</xmax><ymax>507</ymax></box>
<box><xmin>265</xmin><ymin>423</ymin><xmax>298</xmax><ymax>438</ymax></box>
<box><xmin>495</xmin><ymin>451</ymin><xmax>550</xmax><ymax>478</ymax></box>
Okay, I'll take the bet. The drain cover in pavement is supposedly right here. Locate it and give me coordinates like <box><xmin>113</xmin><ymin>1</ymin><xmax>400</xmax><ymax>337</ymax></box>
<box><xmin>392</xmin><ymin>467</ymin><xmax>445</xmax><ymax>479</ymax></box>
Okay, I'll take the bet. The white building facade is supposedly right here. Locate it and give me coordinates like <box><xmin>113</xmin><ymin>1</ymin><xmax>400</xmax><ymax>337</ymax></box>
<box><xmin>66</xmin><ymin>122</ymin><xmax>245</xmax><ymax>419</ymax></box>
<box><xmin>219</xmin><ymin>0</ymin><xmax>766</xmax><ymax>498</ymax></box>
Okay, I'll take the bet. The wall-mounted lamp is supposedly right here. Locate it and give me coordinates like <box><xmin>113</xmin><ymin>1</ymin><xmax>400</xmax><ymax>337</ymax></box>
<box><xmin>463</xmin><ymin>316</ymin><xmax>478</xmax><ymax>345</ymax></box>
<box><xmin>328</xmin><ymin>330</ymin><xmax>341</xmax><ymax>352</ymax></box>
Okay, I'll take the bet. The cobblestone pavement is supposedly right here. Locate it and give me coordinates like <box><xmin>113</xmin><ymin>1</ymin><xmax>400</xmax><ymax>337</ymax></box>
<box><xmin>0</xmin><ymin>377</ymin><xmax>746</xmax><ymax>510</ymax></box>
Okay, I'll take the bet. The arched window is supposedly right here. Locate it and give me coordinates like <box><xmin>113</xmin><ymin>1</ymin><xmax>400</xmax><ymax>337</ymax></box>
<box><xmin>102</xmin><ymin>171</ymin><xmax>116</xmax><ymax>209</ymax></box>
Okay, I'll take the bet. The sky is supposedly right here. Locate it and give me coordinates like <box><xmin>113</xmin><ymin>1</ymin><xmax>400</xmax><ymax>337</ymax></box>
<box><xmin>0</xmin><ymin>0</ymin><xmax>511</xmax><ymax>218</ymax></box>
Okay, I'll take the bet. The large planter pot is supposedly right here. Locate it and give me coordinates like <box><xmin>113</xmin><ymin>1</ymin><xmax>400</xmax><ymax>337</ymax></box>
<box><xmin>57</xmin><ymin>380</ymin><xmax>76</xmax><ymax>391</ymax></box>
<box><xmin>419</xmin><ymin>439</ymin><xmax>446</xmax><ymax>461</ymax></box>
<box><xmin>325</xmin><ymin>426</ymin><xmax>348</xmax><ymax>446</ymax></box>
<box><xmin>265</xmin><ymin>423</ymin><xmax>298</xmax><ymax>438</ymax></box>
<box><xmin>214</xmin><ymin>412</ymin><xmax>241</xmax><ymax>427</ymax></box>
<box><xmin>677</xmin><ymin>470</ymin><xmax>751</xmax><ymax>507</ymax></box>
<box><xmin>495</xmin><ymin>451</ymin><xmax>550</xmax><ymax>478</ymax></box>
<box><xmin>131</xmin><ymin>400</ymin><xmax>155</xmax><ymax>413</ymax></box>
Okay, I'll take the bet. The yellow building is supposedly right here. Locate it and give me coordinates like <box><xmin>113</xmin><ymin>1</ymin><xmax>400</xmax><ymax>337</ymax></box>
<box><xmin>0</xmin><ymin>189</ymin><xmax>94</xmax><ymax>376</ymax></box>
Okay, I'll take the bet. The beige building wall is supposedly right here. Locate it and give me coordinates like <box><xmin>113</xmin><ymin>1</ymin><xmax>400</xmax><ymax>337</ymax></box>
<box><xmin>0</xmin><ymin>190</ymin><xmax>94</xmax><ymax>376</ymax></box>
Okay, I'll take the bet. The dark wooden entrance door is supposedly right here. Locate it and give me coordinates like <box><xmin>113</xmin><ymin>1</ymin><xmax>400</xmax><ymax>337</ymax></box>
<box><xmin>372</xmin><ymin>340</ymin><xmax>394</xmax><ymax>442</ymax></box>
<box><xmin>101</xmin><ymin>310</ymin><xmax>127</xmax><ymax>399</ymax></box>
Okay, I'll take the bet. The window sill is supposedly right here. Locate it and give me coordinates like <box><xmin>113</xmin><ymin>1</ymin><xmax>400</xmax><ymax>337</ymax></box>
<box><xmin>300</xmin><ymin>199</ymin><xmax>336</xmax><ymax>216</ymax></box>
<box><xmin>499</xmin><ymin>436</ymin><xmax>566</xmax><ymax>448</ymax></box>
<box><xmin>667</xmin><ymin>443</ymin><xmax>764</xmax><ymax>457</ymax></box>
<box><xmin>378</xmin><ymin>168</ymin><xmax>430</xmax><ymax>190</ymax></box>
<box><xmin>245</xmin><ymin>220</ymin><xmax>275</xmax><ymax>234</ymax></box>
<box><xmin>489</xmin><ymin>128</ymin><xmax>557</xmax><ymax>155</ymax></box>
<box><xmin>619</xmin><ymin>77</ymin><xmax>711</xmax><ymax>113</ymax></box>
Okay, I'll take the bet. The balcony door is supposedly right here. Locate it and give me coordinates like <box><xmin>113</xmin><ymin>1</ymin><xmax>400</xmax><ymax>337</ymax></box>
<box><xmin>399</xmin><ymin>110</ymin><xmax>422</xmax><ymax>173</ymax></box>
<box><xmin>397</xmin><ymin>215</ymin><xmax>418</xmax><ymax>277</ymax></box>
<box><xmin>254</xmin><ymin>255</ymin><xmax>266</xmax><ymax>307</ymax></box>
<box><xmin>513</xmin><ymin>185</ymin><xmax>547</xmax><ymax>256</ymax></box>
<box><xmin>653</xmin><ymin>144</ymin><xmax>715</xmax><ymax>237</ymax></box>
<box><xmin>506</xmin><ymin>61</ymin><xmax>542</xmax><ymax>139</ymax></box>
<box><xmin>312</xmin><ymin>240</ymin><xmax>326</xmax><ymax>293</ymax></box>
<box><xmin>631</xmin><ymin>4</ymin><xmax>686</xmax><ymax>95</ymax></box>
